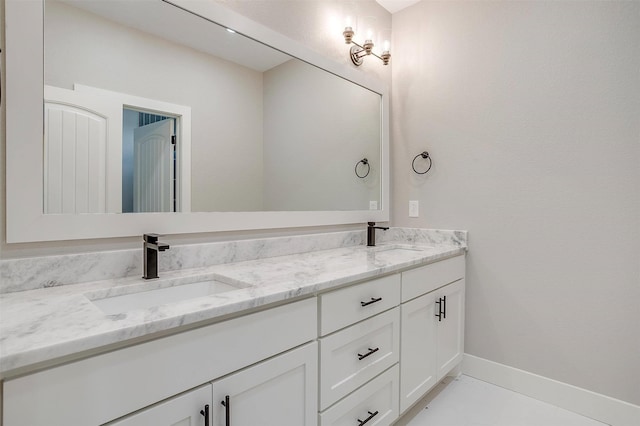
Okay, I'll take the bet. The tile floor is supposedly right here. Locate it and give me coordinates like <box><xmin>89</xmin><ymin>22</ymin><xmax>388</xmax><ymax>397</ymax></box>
<box><xmin>396</xmin><ymin>375</ymin><xmax>608</xmax><ymax>426</ymax></box>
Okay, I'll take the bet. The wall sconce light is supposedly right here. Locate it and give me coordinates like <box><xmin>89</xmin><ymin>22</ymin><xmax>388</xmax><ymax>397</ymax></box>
<box><xmin>342</xmin><ymin>25</ymin><xmax>390</xmax><ymax>66</ymax></box>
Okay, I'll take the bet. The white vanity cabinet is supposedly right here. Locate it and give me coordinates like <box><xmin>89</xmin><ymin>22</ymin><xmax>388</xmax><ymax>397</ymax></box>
<box><xmin>2</xmin><ymin>251</ymin><xmax>466</xmax><ymax>426</ymax></box>
<box><xmin>107</xmin><ymin>343</ymin><xmax>317</xmax><ymax>426</ymax></box>
<box><xmin>399</xmin><ymin>255</ymin><xmax>465</xmax><ymax>413</ymax></box>
<box><xmin>3</xmin><ymin>298</ymin><xmax>317</xmax><ymax>426</ymax></box>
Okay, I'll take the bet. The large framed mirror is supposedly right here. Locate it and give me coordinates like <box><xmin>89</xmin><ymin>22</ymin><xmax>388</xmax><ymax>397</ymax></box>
<box><xmin>5</xmin><ymin>0</ymin><xmax>389</xmax><ymax>243</ymax></box>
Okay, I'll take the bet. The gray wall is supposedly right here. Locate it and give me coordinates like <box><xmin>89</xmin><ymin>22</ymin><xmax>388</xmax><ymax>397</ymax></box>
<box><xmin>263</xmin><ymin>59</ymin><xmax>381</xmax><ymax>211</ymax></box>
<box><xmin>392</xmin><ymin>0</ymin><xmax>640</xmax><ymax>405</ymax></box>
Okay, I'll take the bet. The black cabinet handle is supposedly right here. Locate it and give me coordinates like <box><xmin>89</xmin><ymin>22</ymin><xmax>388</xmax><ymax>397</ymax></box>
<box><xmin>221</xmin><ymin>395</ymin><xmax>230</xmax><ymax>426</ymax></box>
<box><xmin>361</xmin><ymin>297</ymin><xmax>382</xmax><ymax>307</ymax></box>
<box><xmin>357</xmin><ymin>410</ymin><xmax>379</xmax><ymax>426</ymax></box>
<box><xmin>435</xmin><ymin>298</ymin><xmax>442</xmax><ymax>321</ymax></box>
<box><xmin>442</xmin><ymin>295</ymin><xmax>447</xmax><ymax>319</ymax></box>
<box><xmin>200</xmin><ymin>404</ymin><xmax>210</xmax><ymax>426</ymax></box>
<box><xmin>357</xmin><ymin>347</ymin><xmax>379</xmax><ymax>360</ymax></box>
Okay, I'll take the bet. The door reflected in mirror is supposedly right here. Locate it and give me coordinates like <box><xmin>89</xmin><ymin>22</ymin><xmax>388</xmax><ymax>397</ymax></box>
<box><xmin>44</xmin><ymin>0</ymin><xmax>382</xmax><ymax>214</ymax></box>
<box><xmin>123</xmin><ymin>109</ymin><xmax>177</xmax><ymax>213</ymax></box>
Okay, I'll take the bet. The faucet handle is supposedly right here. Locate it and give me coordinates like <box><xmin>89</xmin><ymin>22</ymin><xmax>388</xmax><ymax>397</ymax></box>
<box><xmin>143</xmin><ymin>233</ymin><xmax>161</xmax><ymax>243</ymax></box>
<box><xmin>368</xmin><ymin>222</ymin><xmax>376</xmax><ymax>227</ymax></box>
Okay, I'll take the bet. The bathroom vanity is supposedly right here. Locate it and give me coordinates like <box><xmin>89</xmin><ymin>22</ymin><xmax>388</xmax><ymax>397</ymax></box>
<box><xmin>0</xmin><ymin>238</ymin><xmax>466</xmax><ymax>426</ymax></box>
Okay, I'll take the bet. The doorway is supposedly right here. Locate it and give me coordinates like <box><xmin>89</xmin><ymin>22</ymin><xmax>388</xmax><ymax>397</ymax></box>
<box><xmin>122</xmin><ymin>109</ymin><xmax>178</xmax><ymax>213</ymax></box>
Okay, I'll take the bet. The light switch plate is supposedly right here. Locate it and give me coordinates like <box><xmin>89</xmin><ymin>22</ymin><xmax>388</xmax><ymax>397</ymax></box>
<box><xmin>409</xmin><ymin>200</ymin><xmax>419</xmax><ymax>217</ymax></box>
<box><xmin>369</xmin><ymin>201</ymin><xmax>378</xmax><ymax>210</ymax></box>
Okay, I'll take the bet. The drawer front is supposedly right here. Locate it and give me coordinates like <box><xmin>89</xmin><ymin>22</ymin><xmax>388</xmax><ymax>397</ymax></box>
<box><xmin>3</xmin><ymin>298</ymin><xmax>317</xmax><ymax>426</ymax></box>
<box><xmin>320</xmin><ymin>274</ymin><xmax>400</xmax><ymax>335</ymax></box>
<box><xmin>320</xmin><ymin>365</ymin><xmax>399</xmax><ymax>426</ymax></box>
<box><xmin>319</xmin><ymin>307</ymin><xmax>400</xmax><ymax>410</ymax></box>
<box><xmin>401</xmin><ymin>255</ymin><xmax>465</xmax><ymax>302</ymax></box>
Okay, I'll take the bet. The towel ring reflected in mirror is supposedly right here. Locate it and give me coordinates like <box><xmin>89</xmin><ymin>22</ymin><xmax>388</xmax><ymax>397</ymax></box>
<box><xmin>355</xmin><ymin>158</ymin><xmax>370</xmax><ymax>178</ymax></box>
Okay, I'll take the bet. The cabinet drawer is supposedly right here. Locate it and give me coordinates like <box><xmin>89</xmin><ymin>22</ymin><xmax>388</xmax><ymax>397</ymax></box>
<box><xmin>320</xmin><ymin>274</ymin><xmax>400</xmax><ymax>335</ymax></box>
<box><xmin>320</xmin><ymin>365</ymin><xmax>399</xmax><ymax>426</ymax></box>
<box><xmin>319</xmin><ymin>307</ymin><xmax>400</xmax><ymax>410</ymax></box>
<box><xmin>401</xmin><ymin>255</ymin><xmax>465</xmax><ymax>302</ymax></box>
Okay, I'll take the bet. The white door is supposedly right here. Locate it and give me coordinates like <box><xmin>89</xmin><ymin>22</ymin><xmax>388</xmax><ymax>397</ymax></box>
<box><xmin>212</xmin><ymin>342</ymin><xmax>317</xmax><ymax>426</ymax></box>
<box><xmin>436</xmin><ymin>279</ymin><xmax>465</xmax><ymax>380</ymax></box>
<box><xmin>133</xmin><ymin>119</ymin><xmax>175</xmax><ymax>212</ymax></box>
<box><xmin>44</xmin><ymin>85</ymin><xmax>122</xmax><ymax>214</ymax></box>
<box><xmin>400</xmin><ymin>292</ymin><xmax>438</xmax><ymax>413</ymax></box>
<box><xmin>107</xmin><ymin>384</ymin><xmax>212</xmax><ymax>426</ymax></box>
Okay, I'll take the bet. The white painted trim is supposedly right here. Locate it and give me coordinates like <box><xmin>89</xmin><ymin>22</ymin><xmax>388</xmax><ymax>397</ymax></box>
<box><xmin>5</xmin><ymin>0</ymin><xmax>389</xmax><ymax>243</ymax></box>
<box><xmin>462</xmin><ymin>354</ymin><xmax>640</xmax><ymax>426</ymax></box>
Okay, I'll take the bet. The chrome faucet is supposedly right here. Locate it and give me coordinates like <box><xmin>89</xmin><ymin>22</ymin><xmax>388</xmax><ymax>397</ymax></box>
<box><xmin>143</xmin><ymin>233</ymin><xmax>170</xmax><ymax>279</ymax></box>
<box><xmin>367</xmin><ymin>222</ymin><xmax>389</xmax><ymax>247</ymax></box>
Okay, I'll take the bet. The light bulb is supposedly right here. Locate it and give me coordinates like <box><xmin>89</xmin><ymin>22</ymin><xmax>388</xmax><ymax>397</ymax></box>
<box><xmin>383</xmin><ymin>40</ymin><xmax>390</xmax><ymax>52</ymax></box>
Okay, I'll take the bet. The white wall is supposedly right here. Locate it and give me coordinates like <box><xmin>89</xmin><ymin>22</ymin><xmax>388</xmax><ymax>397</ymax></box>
<box><xmin>392</xmin><ymin>0</ymin><xmax>640</xmax><ymax>405</ymax></box>
<box><xmin>45</xmin><ymin>1</ymin><xmax>265</xmax><ymax>213</ymax></box>
<box><xmin>263</xmin><ymin>59</ymin><xmax>381</xmax><ymax>211</ymax></box>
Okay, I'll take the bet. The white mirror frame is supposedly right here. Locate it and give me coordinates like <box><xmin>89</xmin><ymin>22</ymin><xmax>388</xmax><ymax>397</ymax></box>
<box><xmin>5</xmin><ymin>0</ymin><xmax>389</xmax><ymax>243</ymax></box>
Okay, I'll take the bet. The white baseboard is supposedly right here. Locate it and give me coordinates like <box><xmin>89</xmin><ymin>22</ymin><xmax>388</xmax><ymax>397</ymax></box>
<box><xmin>462</xmin><ymin>354</ymin><xmax>640</xmax><ymax>426</ymax></box>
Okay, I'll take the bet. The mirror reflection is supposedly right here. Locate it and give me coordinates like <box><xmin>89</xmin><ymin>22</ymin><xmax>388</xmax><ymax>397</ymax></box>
<box><xmin>44</xmin><ymin>0</ymin><xmax>381</xmax><ymax>214</ymax></box>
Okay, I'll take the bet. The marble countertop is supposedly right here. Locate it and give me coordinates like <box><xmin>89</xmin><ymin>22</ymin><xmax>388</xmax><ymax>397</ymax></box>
<box><xmin>0</xmin><ymin>242</ymin><xmax>465</xmax><ymax>377</ymax></box>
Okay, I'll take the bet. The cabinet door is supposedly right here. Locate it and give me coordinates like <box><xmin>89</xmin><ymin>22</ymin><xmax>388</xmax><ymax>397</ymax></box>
<box><xmin>107</xmin><ymin>384</ymin><xmax>212</xmax><ymax>426</ymax></box>
<box><xmin>436</xmin><ymin>279</ymin><xmax>465</xmax><ymax>380</ymax></box>
<box><xmin>212</xmin><ymin>342</ymin><xmax>317</xmax><ymax>426</ymax></box>
<box><xmin>400</xmin><ymin>292</ymin><xmax>437</xmax><ymax>413</ymax></box>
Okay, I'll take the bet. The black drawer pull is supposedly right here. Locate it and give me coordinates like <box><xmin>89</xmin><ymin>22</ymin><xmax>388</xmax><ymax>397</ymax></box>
<box><xmin>357</xmin><ymin>410</ymin><xmax>379</xmax><ymax>426</ymax></box>
<box><xmin>357</xmin><ymin>347</ymin><xmax>379</xmax><ymax>360</ymax></box>
<box><xmin>435</xmin><ymin>298</ymin><xmax>443</xmax><ymax>321</ymax></box>
<box><xmin>361</xmin><ymin>297</ymin><xmax>382</xmax><ymax>307</ymax></box>
<box><xmin>221</xmin><ymin>395</ymin><xmax>230</xmax><ymax>426</ymax></box>
<box><xmin>200</xmin><ymin>404</ymin><xmax>210</xmax><ymax>426</ymax></box>
<box><xmin>442</xmin><ymin>295</ymin><xmax>447</xmax><ymax>319</ymax></box>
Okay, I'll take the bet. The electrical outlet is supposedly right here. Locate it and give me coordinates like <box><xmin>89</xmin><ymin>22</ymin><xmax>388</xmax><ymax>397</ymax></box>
<box><xmin>369</xmin><ymin>201</ymin><xmax>378</xmax><ymax>210</ymax></box>
<box><xmin>409</xmin><ymin>200</ymin><xmax>419</xmax><ymax>218</ymax></box>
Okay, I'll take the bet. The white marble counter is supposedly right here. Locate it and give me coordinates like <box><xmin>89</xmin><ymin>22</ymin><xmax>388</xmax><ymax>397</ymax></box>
<box><xmin>0</xmin><ymin>234</ymin><xmax>466</xmax><ymax>378</ymax></box>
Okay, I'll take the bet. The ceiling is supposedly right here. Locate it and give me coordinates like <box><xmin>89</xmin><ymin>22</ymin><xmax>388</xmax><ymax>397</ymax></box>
<box><xmin>61</xmin><ymin>0</ymin><xmax>291</xmax><ymax>72</ymax></box>
<box><xmin>375</xmin><ymin>0</ymin><xmax>421</xmax><ymax>14</ymax></box>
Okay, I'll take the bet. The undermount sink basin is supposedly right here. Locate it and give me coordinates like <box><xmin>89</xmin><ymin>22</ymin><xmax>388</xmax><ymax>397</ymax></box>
<box><xmin>90</xmin><ymin>279</ymin><xmax>242</xmax><ymax>315</ymax></box>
